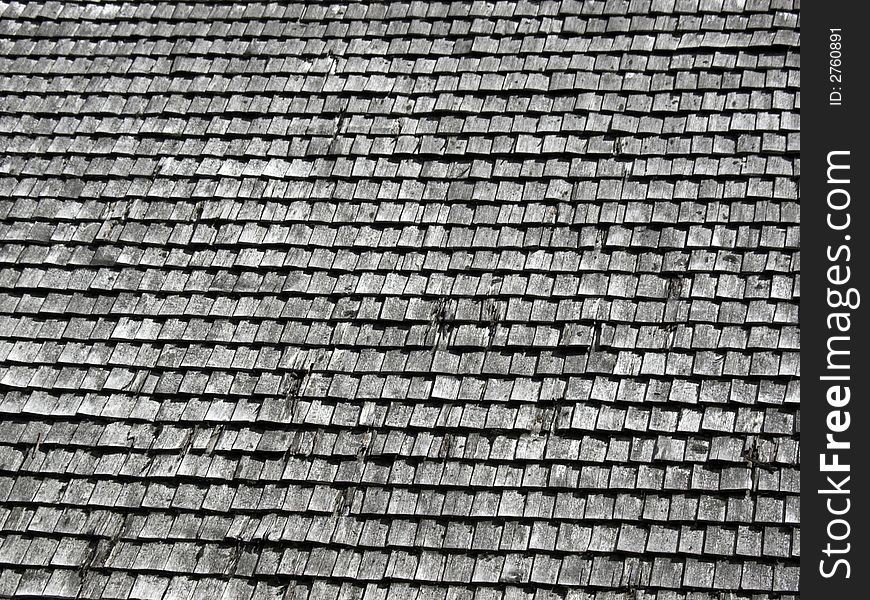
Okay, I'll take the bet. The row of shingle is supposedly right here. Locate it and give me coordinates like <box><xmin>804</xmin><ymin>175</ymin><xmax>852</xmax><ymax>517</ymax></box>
<box><xmin>1</xmin><ymin>313</ymin><xmax>800</xmax><ymax>349</ymax></box>
<box><xmin>0</xmin><ymin>407</ymin><xmax>799</xmax><ymax>457</ymax></box>
<box><xmin>2</xmin><ymin>4</ymin><xmax>794</xmax><ymax>23</ymax></box>
<box><xmin>0</xmin><ymin>277</ymin><xmax>798</xmax><ymax>316</ymax></box>
<box><xmin>0</xmin><ymin>12</ymin><xmax>797</xmax><ymax>46</ymax></box>
<box><xmin>0</xmin><ymin>263</ymin><xmax>799</xmax><ymax>295</ymax></box>
<box><xmin>0</xmin><ymin>484</ymin><xmax>799</xmax><ymax>533</ymax></box>
<box><xmin>0</xmin><ymin>145</ymin><xmax>799</xmax><ymax>175</ymax></box>
<box><xmin>0</xmin><ymin>533</ymin><xmax>799</xmax><ymax>589</ymax></box>
<box><xmin>0</xmin><ymin>198</ymin><xmax>800</xmax><ymax>227</ymax></box>
<box><xmin>0</xmin><ymin>257</ymin><xmax>798</xmax><ymax>292</ymax></box>
<box><xmin>0</xmin><ymin>36</ymin><xmax>799</xmax><ymax>71</ymax></box>
<box><xmin>0</xmin><ymin>174</ymin><xmax>796</xmax><ymax>205</ymax></box>
<box><xmin>0</xmin><ymin>324</ymin><xmax>799</xmax><ymax>360</ymax></box>
<box><xmin>0</xmin><ymin>48</ymin><xmax>800</xmax><ymax>77</ymax></box>
<box><xmin>0</xmin><ymin>273</ymin><xmax>793</xmax><ymax>306</ymax></box>
<box><xmin>0</xmin><ymin>316</ymin><xmax>800</xmax><ymax>349</ymax></box>
<box><xmin>0</xmin><ymin>136</ymin><xmax>800</xmax><ymax>166</ymax></box>
<box><xmin>0</xmin><ymin>385</ymin><xmax>799</xmax><ymax>431</ymax></box>
<box><xmin>0</xmin><ymin>440</ymin><xmax>798</xmax><ymax>478</ymax></box>
<box><xmin>0</xmin><ymin>52</ymin><xmax>800</xmax><ymax>82</ymax></box>
<box><xmin>0</xmin><ymin>0</ymin><xmax>800</xmax><ymax>24</ymax></box>
<box><xmin>0</xmin><ymin>567</ymin><xmax>796</xmax><ymax>600</ymax></box>
<box><xmin>2</xmin><ymin>424</ymin><xmax>798</xmax><ymax>472</ymax></box>
<box><xmin>0</xmin><ymin>298</ymin><xmax>799</xmax><ymax>331</ymax></box>
<box><xmin>0</xmin><ymin>167</ymin><xmax>801</xmax><ymax>200</ymax></box>
<box><xmin>0</xmin><ymin>152</ymin><xmax>802</xmax><ymax>182</ymax></box>
<box><xmin>0</xmin><ymin>335</ymin><xmax>801</xmax><ymax>378</ymax></box>
<box><xmin>0</xmin><ymin>65</ymin><xmax>798</xmax><ymax>95</ymax></box>
<box><xmin>0</xmin><ymin>160</ymin><xmax>801</xmax><ymax>190</ymax></box>
<box><xmin>0</xmin><ymin>0</ymin><xmax>799</xmax><ymax>21</ymax></box>
<box><xmin>0</xmin><ymin>268</ymin><xmax>800</xmax><ymax>298</ymax></box>
<box><xmin>2</xmin><ymin>468</ymin><xmax>800</xmax><ymax>524</ymax></box>
<box><xmin>0</xmin><ymin>44</ymin><xmax>798</xmax><ymax>77</ymax></box>
<box><xmin>0</xmin><ymin>119</ymin><xmax>800</xmax><ymax>147</ymax></box>
<box><xmin>0</xmin><ymin>484</ymin><xmax>799</xmax><ymax>527</ymax></box>
<box><xmin>0</xmin><ymin>89</ymin><xmax>798</xmax><ymax>117</ymax></box>
<box><xmin>0</xmin><ymin>373</ymin><xmax>798</xmax><ymax>414</ymax></box>
<box><xmin>0</xmin><ymin>394</ymin><xmax>801</xmax><ymax>436</ymax></box>
<box><xmin>0</xmin><ymin>244</ymin><xmax>790</xmax><ymax>277</ymax></box>
<box><xmin>0</xmin><ymin>392</ymin><xmax>799</xmax><ymax>438</ymax></box>
<box><xmin>0</xmin><ymin>561</ymin><xmax>800</xmax><ymax>598</ymax></box>
<box><xmin>2</xmin><ymin>436</ymin><xmax>799</xmax><ymax>481</ymax></box>
<box><xmin>0</xmin><ymin>370</ymin><xmax>798</xmax><ymax>418</ymax></box>
<box><xmin>0</xmin><ymin>524</ymin><xmax>796</xmax><ymax>572</ymax></box>
<box><xmin>0</xmin><ymin>167</ymin><xmax>798</xmax><ymax>196</ymax></box>
<box><xmin>0</xmin><ymin>243</ymin><xmax>795</xmax><ymax>273</ymax></box>
<box><xmin>0</xmin><ymin>528</ymin><xmax>797</xmax><ymax>575</ymax></box>
<box><xmin>0</xmin><ymin>330</ymin><xmax>800</xmax><ymax>362</ymax></box>
<box><xmin>0</xmin><ymin>16</ymin><xmax>794</xmax><ymax>39</ymax></box>
<box><xmin>3</xmin><ymin>105</ymin><xmax>796</xmax><ymax>135</ymax></box>
<box><xmin>0</xmin><ymin>145</ymin><xmax>800</xmax><ymax>180</ymax></box>
<box><xmin>0</xmin><ymin>388</ymin><xmax>798</xmax><ymax>433</ymax></box>
<box><xmin>0</xmin><ymin>273</ymin><xmax>798</xmax><ymax>306</ymax></box>
<box><xmin>0</xmin><ymin>173</ymin><xmax>796</xmax><ymax>204</ymax></box>
<box><xmin>0</xmin><ymin>348</ymin><xmax>801</xmax><ymax>388</ymax></box>
<box><xmin>0</xmin><ymin>235</ymin><xmax>799</xmax><ymax>264</ymax></box>
<box><xmin>0</xmin><ymin>489</ymin><xmax>799</xmax><ymax>534</ymax></box>
<box><xmin>0</xmin><ymin>353</ymin><xmax>801</xmax><ymax>388</ymax></box>
<box><xmin>0</xmin><ymin>414</ymin><xmax>798</xmax><ymax>461</ymax></box>
<box><xmin>0</xmin><ymin>151</ymin><xmax>799</xmax><ymax>185</ymax></box>
<box><xmin>0</xmin><ymin>474</ymin><xmax>798</xmax><ymax>524</ymax></box>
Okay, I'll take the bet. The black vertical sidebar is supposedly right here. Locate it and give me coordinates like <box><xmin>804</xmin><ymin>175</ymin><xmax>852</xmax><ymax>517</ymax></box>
<box><xmin>802</xmin><ymin>3</ymin><xmax>870</xmax><ymax>597</ymax></box>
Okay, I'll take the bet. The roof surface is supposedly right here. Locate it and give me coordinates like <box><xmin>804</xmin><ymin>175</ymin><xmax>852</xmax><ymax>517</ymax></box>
<box><xmin>0</xmin><ymin>1</ymin><xmax>800</xmax><ymax>599</ymax></box>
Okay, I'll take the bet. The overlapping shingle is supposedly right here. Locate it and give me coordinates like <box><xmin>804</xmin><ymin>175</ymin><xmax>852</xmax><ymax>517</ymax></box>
<box><xmin>0</xmin><ymin>1</ymin><xmax>799</xmax><ymax>599</ymax></box>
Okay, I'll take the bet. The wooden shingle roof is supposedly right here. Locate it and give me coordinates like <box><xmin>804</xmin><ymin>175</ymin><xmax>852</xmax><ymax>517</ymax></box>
<box><xmin>0</xmin><ymin>1</ymin><xmax>799</xmax><ymax>599</ymax></box>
